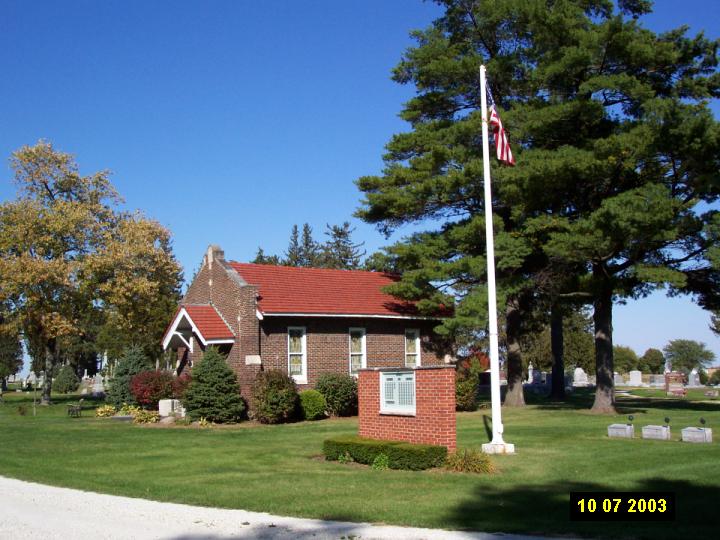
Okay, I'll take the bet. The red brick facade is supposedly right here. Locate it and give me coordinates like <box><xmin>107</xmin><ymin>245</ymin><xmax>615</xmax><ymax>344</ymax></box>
<box><xmin>170</xmin><ymin>246</ymin><xmax>450</xmax><ymax>401</ymax></box>
<box><xmin>358</xmin><ymin>366</ymin><xmax>456</xmax><ymax>450</ymax></box>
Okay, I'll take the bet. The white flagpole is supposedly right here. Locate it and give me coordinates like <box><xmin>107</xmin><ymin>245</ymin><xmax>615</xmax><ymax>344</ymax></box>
<box><xmin>479</xmin><ymin>65</ymin><xmax>515</xmax><ymax>455</ymax></box>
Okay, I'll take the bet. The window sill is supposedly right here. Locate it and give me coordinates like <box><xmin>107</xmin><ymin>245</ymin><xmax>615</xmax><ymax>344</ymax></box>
<box><xmin>380</xmin><ymin>409</ymin><xmax>416</xmax><ymax>417</ymax></box>
<box><xmin>292</xmin><ymin>376</ymin><xmax>307</xmax><ymax>385</ymax></box>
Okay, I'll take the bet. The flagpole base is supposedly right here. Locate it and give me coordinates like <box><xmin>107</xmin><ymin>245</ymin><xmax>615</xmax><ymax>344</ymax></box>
<box><xmin>482</xmin><ymin>442</ymin><xmax>516</xmax><ymax>454</ymax></box>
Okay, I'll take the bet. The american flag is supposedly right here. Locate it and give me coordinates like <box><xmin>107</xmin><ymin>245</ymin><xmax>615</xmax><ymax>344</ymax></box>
<box><xmin>487</xmin><ymin>88</ymin><xmax>515</xmax><ymax>166</ymax></box>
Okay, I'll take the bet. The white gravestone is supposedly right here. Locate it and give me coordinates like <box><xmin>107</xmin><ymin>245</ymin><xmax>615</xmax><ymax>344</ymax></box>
<box><xmin>573</xmin><ymin>367</ymin><xmax>589</xmax><ymax>387</ymax></box>
<box><xmin>642</xmin><ymin>425</ymin><xmax>671</xmax><ymax>440</ymax></box>
<box><xmin>527</xmin><ymin>363</ymin><xmax>534</xmax><ymax>384</ymax></box>
<box><xmin>614</xmin><ymin>373</ymin><xmax>625</xmax><ymax>386</ymax></box>
<box><xmin>158</xmin><ymin>399</ymin><xmax>186</xmax><ymax>418</ymax></box>
<box><xmin>681</xmin><ymin>427</ymin><xmax>712</xmax><ymax>443</ymax></box>
<box><xmin>629</xmin><ymin>370</ymin><xmax>643</xmax><ymax>386</ymax></box>
<box><xmin>687</xmin><ymin>368</ymin><xmax>701</xmax><ymax>388</ymax></box>
<box><xmin>608</xmin><ymin>424</ymin><xmax>634</xmax><ymax>438</ymax></box>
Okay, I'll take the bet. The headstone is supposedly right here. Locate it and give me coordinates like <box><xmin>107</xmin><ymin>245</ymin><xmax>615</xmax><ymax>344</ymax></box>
<box><xmin>614</xmin><ymin>372</ymin><xmax>625</xmax><ymax>386</ymax></box>
<box><xmin>687</xmin><ymin>368</ymin><xmax>701</xmax><ymax>388</ymax></box>
<box><xmin>650</xmin><ymin>374</ymin><xmax>665</xmax><ymax>387</ymax></box>
<box><xmin>704</xmin><ymin>390</ymin><xmax>719</xmax><ymax>398</ymax></box>
<box><xmin>665</xmin><ymin>372</ymin><xmax>686</xmax><ymax>396</ymax></box>
<box><xmin>573</xmin><ymin>367</ymin><xmax>589</xmax><ymax>387</ymax></box>
<box><xmin>532</xmin><ymin>369</ymin><xmax>542</xmax><ymax>385</ymax></box>
<box><xmin>158</xmin><ymin>399</ymin><xmax>186</xmax><ymax>418</ymax></box>
<box><xmin>588</xmin><ymin>375</ymin><xmax>596</xmax><ymax>385</ymax></box>
<box><xmin>527</xmin><ymin>363</ymin><xmax>534</xmax><ymax>384</ymax></box>
<box><xmin>629</xmin><ymin>370</ymin><xmax>643</xmax><ymax>386</ymax></box>
<box><xmin>92</xmin><ymin>375</ymin><xmax>105</xmax><ymax>397</ymax></box>
<box><xmin>681</xmin><ymin>427</ymin><xmax>713</xmax><ymax>443</ymax></box>
<box><xmin>642</xmin><ymin>425</ymin><xmax>671</xmax><ymax>440</ymax></box>
<box><xmin>608</xmin><ymin>424</ymin><xmax>634</xmax><ymax>438</ymax></box>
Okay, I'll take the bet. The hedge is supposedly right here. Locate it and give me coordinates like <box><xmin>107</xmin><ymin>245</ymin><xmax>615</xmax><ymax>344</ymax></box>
<box><xmin>323</xmin><ymin>435</ymin><xmax>447</xmax><ymax>470</ymax></box>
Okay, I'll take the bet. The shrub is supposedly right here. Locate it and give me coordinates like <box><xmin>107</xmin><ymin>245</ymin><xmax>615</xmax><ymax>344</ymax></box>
<box><xmin>251</xmin><ymin>370</ymin><xmax>299</xmax><ymax>424</ymax></box>
<box><xmin>455</xmin><ymin>375</ymin><xmax>478</xmax><ymax>411</ymax></box>
<box><xmin>130</xmin><ymin>370</ymin><xmax>175</xmax><ymax>409</ymax></box>
<box><xmin>118</xmin><ymin>404</ymin><xmax>142</xmax><ymax>416</ymax></box>
<box><xmin>54</xmin><ymin>365</ymin><xmax>80</xmax><ymax>394</ymax></box>
<box><xmin>699</xmin><ymin>370</ymin><xmax>709</xmax><ymax>386</ymax></box>
<box><xmin>95</xmin><ymin>404</ymin><xmax>117</xmax><ymax>417</ymax></box>
<box><xmin>106</xmin><ymin>346</ymin><xmax>152</xmax><ymax>407</ymax></box>
<box><xmin>183</xmin><ymin>348</ymin><xmax>245</xmax><ymax>423</ymax></box>
<box><xmin>299</xmin><ymin>389</ymin><xmax>327</xmax><ymax>420</ymax></box>
<box><xmin>444</xmin><ymin>448</ymin><xmax>495</xmax><ymax>474</ymax></box>
<box><xmin>132</xmin><ymin>410</ymin><xmax>160</xmax><ymax>424</ymax></box>
<box><xmin>172</xmin><ymin>372</ymin><xmax>192</xmax><ymax>399</ymax></box>
<box><xmin>315</xmin><ymin>373</ymin><xmax>357</xmax><ymax>416</ymax></box>
<box><xmin>323</xmin><ymin>436</ymin><xmax>447</xmax><ymax>470</ymax></box>
<box><xmin>371</xmin><ymin>453</ymin><xmax>390</xmax><ymax>470</ymax></box>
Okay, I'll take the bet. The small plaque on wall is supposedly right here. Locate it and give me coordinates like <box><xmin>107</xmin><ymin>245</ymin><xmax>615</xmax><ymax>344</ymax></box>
<box><xmin>245</xmin><ymin>355</ymin><xmax>262</xmax><ymax>365</ymax></box>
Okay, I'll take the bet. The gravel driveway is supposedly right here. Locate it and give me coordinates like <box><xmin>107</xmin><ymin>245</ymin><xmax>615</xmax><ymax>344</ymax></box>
<box><xmin>0</xmin><ymin>475</ymin><xmax>555</xmax><ymax>540</ymax></box>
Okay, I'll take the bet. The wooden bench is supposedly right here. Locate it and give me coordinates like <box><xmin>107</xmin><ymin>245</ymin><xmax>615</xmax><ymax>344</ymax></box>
<box><xmin>67</xmin><ymin>398</ymin><xmax>85</xmax><ymax>418</ymax></box>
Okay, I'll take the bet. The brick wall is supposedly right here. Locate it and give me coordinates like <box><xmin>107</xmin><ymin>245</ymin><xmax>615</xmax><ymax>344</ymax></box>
<box><xmin>260</xmin><ymin>317</ymin><xmax>446</xmax><ymax>389</ymax></box>
<box><xmin>358</xmin><ymin>366</ymin><xmax>456</xmax><ymax>450</ymax></box>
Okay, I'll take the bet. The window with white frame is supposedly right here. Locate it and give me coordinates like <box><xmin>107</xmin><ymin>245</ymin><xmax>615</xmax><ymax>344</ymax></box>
<box><xmin>404</xmin><ymin>329</ymin><xmax>421</xmax><ymax>367</ymax></box>
<box><xmin>349</xmin><ymin>327</ymin><xmax>366</xmax><ymax>375</ymax></box>
<box><xmin>380</xmin><ymin>371</ymin><xmax>416</xmax><ymax>415</ymax></box>
<box><xmin>288</xmin><ymin>327</ymin><xmax>307</xmax><ymax>383</ymax></box>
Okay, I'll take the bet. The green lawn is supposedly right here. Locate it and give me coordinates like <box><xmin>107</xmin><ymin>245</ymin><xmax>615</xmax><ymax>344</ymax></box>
<box><xmin>629</xmin><ymin>387</ymin><xmax>720</xmax><ymax>401</ymax></box>
<box><xmin>1</xmin><ymin>390</ymin><xmax>718</xmax><ymax>539</ymax></box>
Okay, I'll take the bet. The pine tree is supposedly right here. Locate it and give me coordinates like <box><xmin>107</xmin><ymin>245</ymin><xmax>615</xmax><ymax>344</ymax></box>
<box><xmin>284</xmin><ymin>225</ymin><xmax>302</xmax><ymax>266</ymax></box>
<box><xmin>299</xmin><ymin>223</ymin><xmax>321</xmax><ymax>267</ymax></box>
<box><xmin>182</xmin><ymin>348</ymin><xmax>245</xmax><ymax>423</ymax></box>
<box><xmin>106</xmin><ymin>345</ymin><xmax>152</xmax><ymax>407</ymax></box>
<box><xmin>356</xmin><ymin>0</ymin><xmax>720</xmax><ymax>413</ymax></box>
<box><xmin>53</xmin><ymin>364</ymin><xmax>80</xmax><ymax>394</ymax></box>
<box><xmin>252</xmin><ymin>247</ymin><xmax>282</xmax><ymax>265</ymax></box>
<box><xmin>321</xmin><ymin>222</ymin><xmax>366</xmax><ymax>269</ymax></box>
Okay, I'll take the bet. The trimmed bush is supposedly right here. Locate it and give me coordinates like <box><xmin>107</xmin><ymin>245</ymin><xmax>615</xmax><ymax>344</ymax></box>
<box><xmin>130</xmin><ymin>370</ymin><xmax>175</xmax><ymax>409</ymax></box>
<box><xmin>710</xmin><ymin>370</ymin><xmax>720</xmax><ymax>386</ymax></box>
<box><xmin>251</xmin><ymin>370</ymin><xmax>299</xmax><ymax>424</ymax></box>
<box><xmin>323</xmin><ymin>435</ymin><xmax>447</xmax><ymax>470</ymax></box>
<box><xmin>53</xmin><ymin>365</ymin><xmax>80</xmax><ymax>394</ymax></box>
<box><xmin>106</xmin><ymin>346</ymin><xmax>152</xmax><ymax>407</ymax></box>
<box><xmin>455</xmin><ymin>375</ymin><xmax>478</xmax><ymax>411</ymax></box>
<box><xmin>315</xmin><ymin>373</ymin><xmax>357</xmax><ymax>416</ymax></box>
<box><xmin>183</xmin><ymin>348</ymin><xmax>245</xmax><ymax>423</ymax></box>
<box><xmin>173</xmin><ymin>372</ymin><xmax>192</xmax><ymax>399</ymax></box>
<box><xmin>299</xmin><ymin>389</ymin><xmax>327</xmax><ymax>420</ymax></box>
<box><xmin>444</xmin><ymin>448</ymin><xmax>495</xmax><ymax>474</ymax></box>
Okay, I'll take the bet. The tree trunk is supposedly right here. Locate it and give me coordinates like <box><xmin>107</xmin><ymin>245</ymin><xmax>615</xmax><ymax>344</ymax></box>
<box><xmin>550</xmin><ymin>305</ymin><xmax>565</xmax><ymax>400</ymax></box>
<box><xmin>1</xmin><ymin>377</ymin><xmax>7</xmax><ymax>392</ymax></box>
<box><xmin>40</xmin><ymin>340</ymin><xmax>57</xmax><ymax>405</ymax></box>
<box><xmin>503</xmin><ymin>296</ymin><xmax>526</xmax><ymax>407</ymax></box>
<box><xmin>591</xmin><ymin>270</ymin><xmax>616</xmax><ymax>413</ymax></box>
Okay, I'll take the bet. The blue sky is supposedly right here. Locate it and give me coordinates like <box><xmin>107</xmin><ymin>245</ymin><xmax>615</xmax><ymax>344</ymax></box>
<box><xmin>1</xmin><ymin>0</ymin><xmax>718</xmax><ymax>366</ymax></box>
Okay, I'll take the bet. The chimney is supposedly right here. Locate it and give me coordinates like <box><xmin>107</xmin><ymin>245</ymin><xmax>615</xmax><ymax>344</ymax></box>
<box><xmin>206</xmin><ymin>244</ymin><xmax>225</xmax><ymax>268</ymax></box>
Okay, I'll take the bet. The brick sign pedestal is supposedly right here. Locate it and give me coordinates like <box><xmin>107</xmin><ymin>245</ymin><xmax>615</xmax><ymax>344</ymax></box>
<box><xmin>358</xmin><ymin>366</ymin><xmax>456</xmax><ymax>451</ymax></box>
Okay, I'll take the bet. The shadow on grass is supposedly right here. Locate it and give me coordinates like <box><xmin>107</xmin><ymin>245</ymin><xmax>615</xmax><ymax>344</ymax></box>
<box><xmin>445</xmin><ymin>478</ymin><xmax>720</xmax><ymax>539</ymax></box>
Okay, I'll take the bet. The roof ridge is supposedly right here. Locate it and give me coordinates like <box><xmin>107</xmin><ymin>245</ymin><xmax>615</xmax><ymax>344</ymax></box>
<box><xmin>228</xmin><ymin>260</ymin><xmax>400</xmax><ymax>277</ymax></box>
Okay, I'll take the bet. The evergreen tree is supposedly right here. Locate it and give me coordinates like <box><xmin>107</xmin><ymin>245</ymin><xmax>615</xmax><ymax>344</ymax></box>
<box><xmin>356</xmin><ymin>0</ymin><xmax>720</xmax><ymax>414</ymax></box>
<box><xmin>252</xmin><ymin>247</ymin><xmax>282</xmax><ymax>266</ymax></box>
<box><xmin>106</xmin><ymin>345</ymin><xmax>152</xmax><ymax>407</ymax></box>
<box><xmin>182</xmin><ymin>348</ymin><xmax>245</xmax><ymax>423</ymax></box>
<box><xmin>0</xmin><ymin>312</ymin><xmax>23</xmax><ymax>391</ymax></box>
<box><xmin>53</xmin><ymin>364</ymin><xmax>80</xmax><ymax>394</ymax></box>
<box><xmin>299</xmin><ymin>223</ymin><xmax>321</xmax><ymax>267</ymax></box>
<box><xmin>321</xmin><ymin>222</ymin><xmax>366</xmax><ymax>269</ymax></box>
<box><xmin>284</xmin><ymin>225</ymin><xmax>302</xmax><ymax>266</ymax></box>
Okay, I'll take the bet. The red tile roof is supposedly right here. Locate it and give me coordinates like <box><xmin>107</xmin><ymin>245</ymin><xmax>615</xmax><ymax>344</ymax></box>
<box><xmin>181</xmin><ymin>304</ymin><xmax>234</xmax><ymax>341</ymax></box>
<box><xmin>229</xmin><ymin>262</ymin><xmax>426</xmax><ymax>317</ymax></box>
